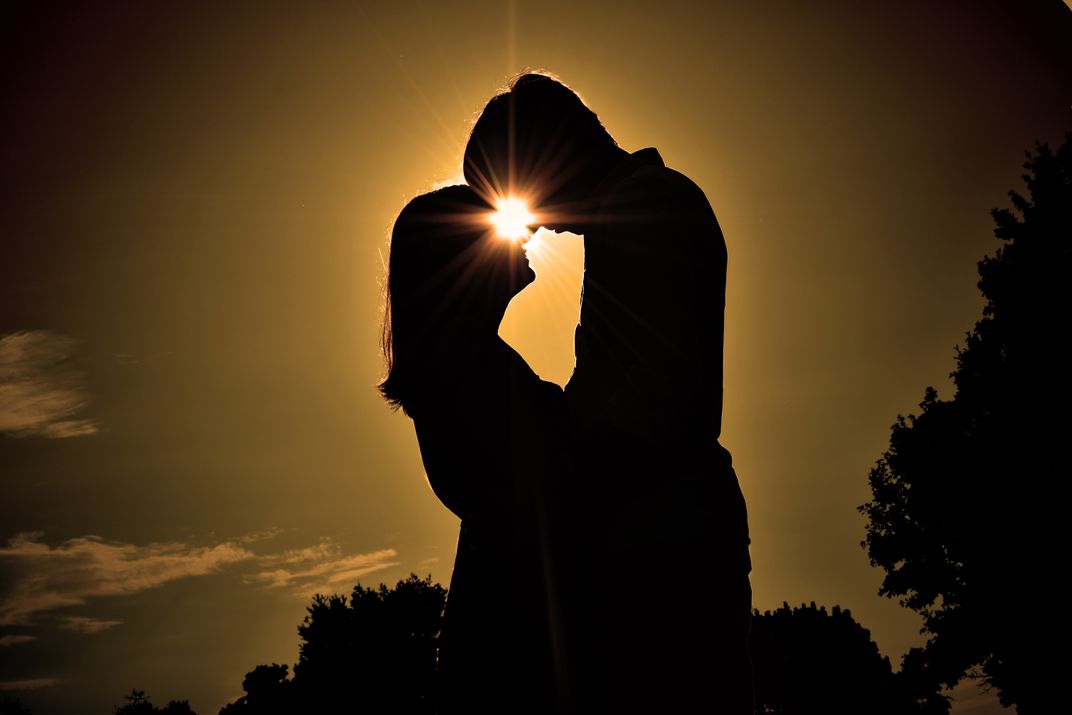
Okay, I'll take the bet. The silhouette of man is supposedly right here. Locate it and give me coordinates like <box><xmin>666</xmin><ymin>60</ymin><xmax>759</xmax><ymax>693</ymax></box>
<box><xmin>465</xmin><ymin>73</ymin><xmax>753</xmax><ymax>714</ymax></box>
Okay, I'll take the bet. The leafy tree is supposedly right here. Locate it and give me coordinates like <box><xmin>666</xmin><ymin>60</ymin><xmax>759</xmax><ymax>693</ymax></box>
<box><xmin>0</xmin><ymin>697</ymin><xmax>33</xmax><ymax>715</ymax></box>
<box><xmin>113</xmin><ymin>689</ymin><xmax>197</xmax><ymax>715</ymax></box>
<box><xmin>293</xmin><ymin>573</ymin><xmax>445</xmax><ymax>713</ymax></box>
<box><xmin>219</xmin><ymin>574</ymin><xmax>446</xmax><ymax>715</ymax></box>
<box><xmin>860</xmin><ymin>133</ymin><xmax>1072</xmax><ymax>714</ymax></box>
<box><xmin>750</xmin><ymin>603</ymin><xmax>944</xmax><ymax>715</ymax></box>
<box><xmin>217</xmin><ymin>665</ymin><xmax>293</xmax><ymax>715</ymax></box>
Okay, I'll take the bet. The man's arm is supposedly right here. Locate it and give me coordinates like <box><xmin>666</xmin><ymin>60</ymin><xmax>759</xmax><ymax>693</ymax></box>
<box><xmin>569</xmin><ymin>166</ymin><xmax>726</xmax><ymax>443</ymax></box>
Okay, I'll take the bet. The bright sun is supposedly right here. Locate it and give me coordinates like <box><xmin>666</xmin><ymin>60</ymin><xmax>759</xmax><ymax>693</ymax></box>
<box><xmin>490</xmin><ymin>197</ymin><xmax>536</xmax><ymax>240</ymax></box>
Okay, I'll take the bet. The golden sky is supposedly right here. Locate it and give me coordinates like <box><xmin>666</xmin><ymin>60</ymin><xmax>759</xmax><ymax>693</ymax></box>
<box><xmin>1</xmin><ymin>1</ymin><xmax>1069</xmax><ymax>713</ymax></box>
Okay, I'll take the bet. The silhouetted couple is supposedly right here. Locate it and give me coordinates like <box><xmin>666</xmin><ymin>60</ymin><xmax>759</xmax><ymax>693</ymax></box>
<box><xmin>381</xmin><ymin>73</ymin><xmax>752</xmax><ymax>714</ymax></box>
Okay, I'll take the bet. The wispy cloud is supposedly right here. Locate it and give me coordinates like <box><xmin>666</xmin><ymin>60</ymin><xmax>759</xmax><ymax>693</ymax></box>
<box><xmin>248</xmin><ymin>540</ymin><xmax>399</xmax><ymax>597</ymax></box>
<box><xmin>0</xmin><ymin>331</ymin><xmax>97</xmax><ymax>438</ymax></box>
<box><xmin>0</xmin><ymin>678</ymin><xmax>60</xmax><ymax>691</ymax></box>
<box><xmin>0</xmin><ymin>635</ymin><xmax>36</xmax><ymax>647</ymax></box>
<box><xmin>59</xmin><ymin>616</ymin><xmax>123</xmax><ymax>634</ymax></box>
<box><xmin>0</xmin><ymin>531</ymin><xmax>402</xmax><ymax>631</ymax></box>
<box><xmin>236</xmin><ymin>527</ymin><xmax>285</xmax><ymax>544</ymax></box>
<box><xmin>0</xmin><ymin>533</ymin><xmax>254</xmax><ymax>626</ymax></box>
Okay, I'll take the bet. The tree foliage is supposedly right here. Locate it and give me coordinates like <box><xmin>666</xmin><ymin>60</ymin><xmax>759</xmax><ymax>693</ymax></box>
<box><xmin>860</xmin><ymin>133</ymin><xmax>1072</xmax><ymax>714</ymax></box>
<box><xmin>0</xmin><ymin>698</ymin><xmax>33</xmax><ymax>715</ymax></box>
<box><xmin>113</xmin><ymin>689</ymin><xmax>197</xmax><ymax>715</ymax></box>
<box><xmin>750</xmin><ymin>603</ymin><xmax>945</xmax><ymax>715</ymax></box>
<box><xmin>219</xmin><ymin>574</ymin><xmax>446</xmax><ymax>715</ymax></box>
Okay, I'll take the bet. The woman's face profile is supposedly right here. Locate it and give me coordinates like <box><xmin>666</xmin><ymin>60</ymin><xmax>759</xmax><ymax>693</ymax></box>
<box><xmin>469</xmin><ymin>223</ymin><xmax>535</xmax><ymax>304</ymax></box>
<box><xmin>391</xmin><ymin>185</ymin><xmax>536</xmax><ymax>327</ymax></box>
<box><xmin>483</xmin><ymin>195</ymin><xmax>537</xmax><ymax>296</ymax></box>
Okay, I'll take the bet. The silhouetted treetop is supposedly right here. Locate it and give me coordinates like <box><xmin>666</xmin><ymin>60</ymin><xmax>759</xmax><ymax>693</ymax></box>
<box><xmin>0</xmin><ymin>698</ymin><xmax>33</xmax><ymax>715</ymax></box>
<box><xmin>218</xmin><ymin>664</ymin><xmax>292</xmax><ymax>715</ymax></box>
<box><xmin>861</xmin><ymin>132</ymin><xmax>1071</xmax><ymax>714</ymax></box>
<box><xmin>750</xmin><ymin>603</ymin><xmax>944</xmax><ymax>715</ymax></box>
<box><xmin>113</xmin><ymin>689</ymin><xmax>197</xmax><ymax>715</ymax></box>
<box><xmin>220</xmin><ymin>574</ymin><xmax>445</xmax><ymax>715</ymax></box>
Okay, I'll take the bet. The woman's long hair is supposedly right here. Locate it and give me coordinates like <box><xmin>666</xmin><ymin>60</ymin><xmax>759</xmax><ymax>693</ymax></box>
<box><xmin>379</xmin><ymin>185</ymin><xmax>501</xmax><ymax>413</ymax></box>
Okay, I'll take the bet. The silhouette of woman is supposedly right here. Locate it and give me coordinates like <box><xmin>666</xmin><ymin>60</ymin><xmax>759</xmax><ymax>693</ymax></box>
<box><xmin>380</xmin><ymin>185</ymin><xmax>569</xmax><ymax>714</ymax></box>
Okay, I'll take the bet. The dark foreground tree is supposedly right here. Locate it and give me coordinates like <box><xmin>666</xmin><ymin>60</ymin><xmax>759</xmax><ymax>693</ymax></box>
<box><xmin>750</xmin><ymin>603</ymin><xmax>944</xmax><ymax>715</ymax></box>
<box><xmin>113</xmin><ymin>689</ymin><xmax>197</xmax><ymax>715</ymax></box>
<box><xmin>0</xmin><ymin>698</ymin><xmax>33</xmax><ymax>715</ymax></box>
<box><xmin>218</xmin><ymin>665</ymin><xmax>293</xmax><ymax>715</ymax></box>
<box><xmin>861</xmin><ymin>133</ymin><xmax>1072</xmax><ymax>713</ymax></box>
<box><xmin>220</xmin><ymin>574</ymin><xmax>446</xmax><ymax>715</ymax></box>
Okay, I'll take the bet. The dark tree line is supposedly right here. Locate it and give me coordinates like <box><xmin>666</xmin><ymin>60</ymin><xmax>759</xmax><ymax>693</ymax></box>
<box><xmin>861</xmin><ymin>133</ymin><xmax>1072</xmax><ymax>714</ymax></box>
<box><xmin>212</xmin><ymin>579</ymin><xmax>940</xmax><ymax>715</ymax></box>
<box><xmin>6</xmin><ymin>691</ymin><xmax>194</xmax><ymax>715</ymax></box>
<box><xmin>0</xmin><ymin>699</ymin><xmax>33</xmax><ymax>715</ymax></box>
<box><xmin>113</xmin><ymin>690</ymin><xmax>196</xmax><ymax>715</ymax></box>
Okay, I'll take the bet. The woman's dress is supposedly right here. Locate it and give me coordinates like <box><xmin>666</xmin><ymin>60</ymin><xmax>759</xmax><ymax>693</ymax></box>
<box><xmin>407</xmin><ymin>335</ymin><xmax>570</xmax><ymax>715</ymax></box>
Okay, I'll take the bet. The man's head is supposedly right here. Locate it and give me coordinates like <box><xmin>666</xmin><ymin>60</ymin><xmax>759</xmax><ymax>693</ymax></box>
<box><xmin>464</xmin><ymin>73</ymin><xmax>621</xmax><ymax>229</ymax></box>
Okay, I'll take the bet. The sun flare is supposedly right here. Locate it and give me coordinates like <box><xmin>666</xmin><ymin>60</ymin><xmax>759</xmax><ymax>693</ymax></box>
<box><xmin>490</xmin><ymin>197</ymin><xmax>536</xmax><ymax>240</ymax></box>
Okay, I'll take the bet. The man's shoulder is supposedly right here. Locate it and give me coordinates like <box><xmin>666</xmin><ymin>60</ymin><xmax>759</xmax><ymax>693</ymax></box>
<box><xmin>604</xmin><ymin>158</ymin><xmax>713</xmax><ymax>217</ymax></box>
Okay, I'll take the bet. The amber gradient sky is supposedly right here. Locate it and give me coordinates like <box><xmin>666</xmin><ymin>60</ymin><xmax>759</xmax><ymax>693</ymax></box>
<box><xmin>1</xmin><ymin>2</ymin><xmax>1069</xmax><ymax>713</ymax></box>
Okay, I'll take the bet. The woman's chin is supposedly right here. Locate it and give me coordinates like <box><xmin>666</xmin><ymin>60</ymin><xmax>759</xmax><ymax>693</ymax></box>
<box><xmin>509</xmin><ymin>265</ymin><xmax>537</xmax><ymax>298</ymax></box>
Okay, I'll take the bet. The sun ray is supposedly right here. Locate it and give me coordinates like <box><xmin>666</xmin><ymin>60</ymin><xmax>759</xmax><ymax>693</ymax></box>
<box><xmin>490</xmin><ymin>197</ymin><xmax>536</xmax><ymax>240</ymax></box>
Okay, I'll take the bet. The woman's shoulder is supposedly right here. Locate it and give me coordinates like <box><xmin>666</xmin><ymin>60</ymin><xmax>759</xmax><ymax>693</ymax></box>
<box><xmin>405</xmin><ymin>336</ymin><xmax>563</xmax><ymax>422</ymax></box>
